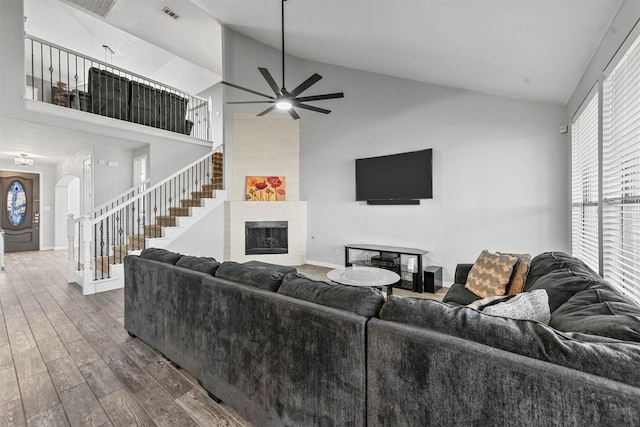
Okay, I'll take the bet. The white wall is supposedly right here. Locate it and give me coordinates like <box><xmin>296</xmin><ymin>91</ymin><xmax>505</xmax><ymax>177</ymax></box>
<box><xmin>223</xmin><ymin>28</ymin><xmax>570</xmax><ymax>281</ymax></box>
<box><xmin>163</xmin><ymin>206</ymin><xmax>225</xmax><ymax>260</ymax></box>
<box><xmin>93</xmin><ymin>144</ymin><xmax>133</xmax><ymax>205</ymax></box>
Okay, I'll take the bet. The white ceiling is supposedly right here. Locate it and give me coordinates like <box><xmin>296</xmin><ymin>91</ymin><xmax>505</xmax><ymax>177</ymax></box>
<box><xmin>3</xmin><ymin>0</ymin><xmax>624</xmax><ymax>165</ymax></box>
<box><xmin>192</xmin><ymin>0</ymin><xmax>622</xmax><ymax>105</ymax></box>
<box><xmin>28</xmin><ymin>0</ymin><xmax>623</xmax><ymax>105</ymax></box>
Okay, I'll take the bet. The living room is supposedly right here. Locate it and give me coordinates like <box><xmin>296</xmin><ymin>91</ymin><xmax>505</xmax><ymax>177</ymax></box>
<box><xmin>1</xmin><ymin>0</ymin><xmax>640</xmax><ymax>425</ymax></box>
<box><xmin>0</xmin><ymin>0</ymin><xmax>631</xmax><ymax>279</ymax></box>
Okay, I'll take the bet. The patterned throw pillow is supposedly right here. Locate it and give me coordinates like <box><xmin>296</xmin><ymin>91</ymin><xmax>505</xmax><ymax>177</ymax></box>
<box><xmin>499</xmin><ymin>252</ymin><xmax>532</xmax><ymax>295</ymax></box>
<box><xmin>465</xmin><ymin>250</ymin><xmax>518</xmax><ymax>298</ymax></box>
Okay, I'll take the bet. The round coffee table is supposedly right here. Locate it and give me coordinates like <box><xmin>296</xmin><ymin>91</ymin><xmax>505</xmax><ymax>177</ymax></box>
<box><xmin>327</xmin><ymin>265</ymin><xmax>400</xmax><ymax>296</ymax></box>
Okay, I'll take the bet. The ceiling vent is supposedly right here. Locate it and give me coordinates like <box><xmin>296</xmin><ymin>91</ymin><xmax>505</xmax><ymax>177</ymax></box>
<box><xmin>64</xmin><ymin>0</ymin><xmax>118</xmax><ymax>19</ymax></box>
<box><xmin>162</xmin><ymin>7</ymin><xmax>180</xmax><ymax>20</ymax></box>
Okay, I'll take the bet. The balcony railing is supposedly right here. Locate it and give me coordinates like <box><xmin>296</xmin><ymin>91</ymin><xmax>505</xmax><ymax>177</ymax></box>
<box><xmin>25</xmin><ymin>35</ymin><xmax>212</xmax><ymax>140</ymax></box>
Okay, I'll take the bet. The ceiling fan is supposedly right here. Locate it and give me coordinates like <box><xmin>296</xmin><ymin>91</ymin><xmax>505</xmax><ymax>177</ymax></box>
<box><xmin>221</xmin><ymin>0</ymin><xmax>344</xmax><ymax>120</ymax></box>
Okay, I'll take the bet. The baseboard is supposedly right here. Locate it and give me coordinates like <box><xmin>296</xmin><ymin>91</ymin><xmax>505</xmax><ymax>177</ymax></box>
<box><xmin>305</xmin><ymin>260</ymin><xmax>344</xmax><ymax>270</ymax></box>
<box><xmin>52</xmin><ymin>246</ymin><xmax>68</xmax><ymax>251</ymax></box>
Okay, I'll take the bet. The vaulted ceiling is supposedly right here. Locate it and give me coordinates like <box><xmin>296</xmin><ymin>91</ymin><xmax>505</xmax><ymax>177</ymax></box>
<box><xmin>26</xmin><ymin>0</ymin><xmax>622</xmax><ymax>104</ymax></box>
<box><xmin>4</xmin><ymin>0</ymin><xmax>624</xmax><ymax>164</ymax></box>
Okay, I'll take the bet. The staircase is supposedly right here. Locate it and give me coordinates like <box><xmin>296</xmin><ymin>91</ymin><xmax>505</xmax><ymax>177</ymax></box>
<box><xmin>68</xmin><ymin>150</ymin><xmax>225</xmax><ymax>294</ymax></box>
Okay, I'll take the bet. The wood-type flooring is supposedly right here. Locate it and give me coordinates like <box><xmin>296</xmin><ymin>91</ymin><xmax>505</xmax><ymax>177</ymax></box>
<box><xmin>0</xmin><ymin>250</ymin><xmax>251</xmax><ymax>426</ymax></box>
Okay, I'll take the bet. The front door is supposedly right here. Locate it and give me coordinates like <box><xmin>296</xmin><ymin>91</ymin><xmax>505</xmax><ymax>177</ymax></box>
<box><xmin>0</xmin><ymin>171</ymin><xmax>40</xmax><ymax>252</ymax></box>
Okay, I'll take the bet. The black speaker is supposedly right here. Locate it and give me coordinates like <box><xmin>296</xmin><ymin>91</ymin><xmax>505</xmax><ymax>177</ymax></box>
<box><xmin>424</xmin><ymin>266</ymin><xmax>442</xmax><ymax>293</ymax></box>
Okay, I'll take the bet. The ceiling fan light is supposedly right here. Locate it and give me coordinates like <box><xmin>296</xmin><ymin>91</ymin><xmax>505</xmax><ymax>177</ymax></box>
<box><xmin>276</xmin><ymin>100</ymin><xmax>293</xmax><ymax>110</ymax></box>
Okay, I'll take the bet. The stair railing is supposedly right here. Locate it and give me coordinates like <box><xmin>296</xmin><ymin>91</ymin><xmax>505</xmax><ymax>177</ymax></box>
<box><xmin>88</xmin><ymin>179</ymin><xmax>150</xmax><ymax>219</ymax></box>
<box><xmin>67</xmin><ymin>145</ymin><xmax>223</xmax><ymax>287</ymax></box>
<box><xmin>26</xmin><ymin>34</ymin><xmax>213</xmax><ymax>141</ymax></box>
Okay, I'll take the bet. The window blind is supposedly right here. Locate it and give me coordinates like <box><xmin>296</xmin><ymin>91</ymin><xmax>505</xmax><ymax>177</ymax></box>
<box><xmin>571</xmin><ymin>93</ymin><xmax>600</xmax><ymax>273</ymax></box>
<box><xmin>603</xmin><ymin>34</ymin><xmax>640</xmax><ymax>305</ymax></box>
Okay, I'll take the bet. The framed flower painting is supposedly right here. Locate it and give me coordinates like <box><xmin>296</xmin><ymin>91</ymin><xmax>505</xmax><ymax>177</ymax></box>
<box><xmin>246</xmin><ymin>176</ymin><xmax>286</xmax><ymax>201</ymax></box>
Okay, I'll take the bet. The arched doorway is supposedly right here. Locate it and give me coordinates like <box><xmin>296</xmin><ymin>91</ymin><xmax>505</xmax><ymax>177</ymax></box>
<box><xmin>55</xmin><ymin>175</ymin><xmax>80</xmax><ymax>249</ymax></box>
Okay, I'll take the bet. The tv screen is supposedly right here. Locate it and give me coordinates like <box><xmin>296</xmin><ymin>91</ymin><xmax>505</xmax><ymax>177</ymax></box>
<box><xmin>355</xmin><ymin>149</ymin><xmax>433</xmax><ymax>202</ymax></box>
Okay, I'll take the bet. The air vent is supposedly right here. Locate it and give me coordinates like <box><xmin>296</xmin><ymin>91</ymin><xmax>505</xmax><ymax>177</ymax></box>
<box><xmin>162</xmin><ymin>7</ymin><xmax>180</xmax><ymax>20</ymax></box>
<box><xmin>64</xmin><ymin>0</ymin><xmax>117</xmax><ymax>19</ymax></box>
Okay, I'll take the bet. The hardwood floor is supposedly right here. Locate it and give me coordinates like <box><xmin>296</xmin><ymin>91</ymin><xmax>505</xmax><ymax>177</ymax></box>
<box><xmin>0</xmin><ymin>250</ymin><xmax>251</xmax><ymax>427</ymax></box>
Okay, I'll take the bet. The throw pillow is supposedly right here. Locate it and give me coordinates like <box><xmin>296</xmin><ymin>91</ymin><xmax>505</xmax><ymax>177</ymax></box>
<box><xmin>498</xmin><ymin>252</ymin><xmax>532</xmax><ymax>295</ymax></box>
<box><xmin>465</xmin><ymin>250</ymin><xmax>518</xmax><ymax>298</ymax></box>
<box><xmin>481</xmin><ymin>289</ymin><xmax>551</xmax><ymax>324</ymax></box>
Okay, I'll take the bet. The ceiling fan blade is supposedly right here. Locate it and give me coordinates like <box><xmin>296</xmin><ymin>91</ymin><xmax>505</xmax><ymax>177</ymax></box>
<box><xmin>288</xmin><ymin>108</ymin><xmax>300</xmax><ymax>120</ymax></box>
<box><xmin>295</xmin><ymin>92</ymin><xmax>345</xmax><ymax>103</ymax></box>
<box><xmin>221</xmin><ymin>81</ymin><xmax>275</xmax><ymax>100</ymax></box>
<box><xmin>295</xmin><ymin>103</ymin><xmax>331</xmax><ymax>114</ymax></box>
<box><xmin>226</xmin><ymin>101</ymin><xmax>276</xmax><ymax>104</ymax></box>
<box><xmin>257</xmin><ymin>105</ymin><xmax>277</xmax><ymax>116</ymax></box>
<box><xmin>289</xmin><ymin>73</ymin><xmax>323</xmax><ymax>97</ymax></box>
<box><xmin>258</xmin><ymin>68</ymin><xmax>282</xmax><ymax>96</ymax></box>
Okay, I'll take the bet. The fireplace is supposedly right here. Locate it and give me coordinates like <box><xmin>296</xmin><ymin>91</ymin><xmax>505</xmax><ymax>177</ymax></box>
<box><xmin>245</xmin><ymin>221</ymin><xmax>288</xmax><ymax>255</ymax></box>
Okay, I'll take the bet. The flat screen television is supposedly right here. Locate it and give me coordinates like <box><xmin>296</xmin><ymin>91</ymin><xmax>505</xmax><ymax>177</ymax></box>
<box><xmin>355</xmin><ymin>149</ymin><xmax>433</xmax><ymax>204</ymax></box>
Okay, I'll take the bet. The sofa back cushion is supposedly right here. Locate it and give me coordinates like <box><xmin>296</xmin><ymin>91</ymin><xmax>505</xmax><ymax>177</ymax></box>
<box><xmin>525</xmin><ymin>269</ymin><xmax>608</xmax><ymax>313</ymax></box>
<box><xmin>175</xmin><ymin>256</ymin><xmax>220</xmax><ymax>275</ymax></box>
<box><xmin>550</xmin><ymin>287</ymin><xmax>640</xmax><ymax>343</ymax></box>
<box><xmin>525</xmin><ymin>251</ymin><xmax>598</xmax><ymax>290</ymax></box>
<box><xmin>140</xmin><ymin>248</ymin><xmax>182</xmax><ymax>265</ymax></box>
<box><xmin>278</xmin><ymin>273</ymin><xmax>385</xmax><ymax>318</ymax></box>
<box><xmin>242</xmin><ymin>260</ymin><xmax>297</xmax><ymax>275</ymax></box>
<box><xmin>379</xmin><ymin>296</ymin><xmax>640</xmax><ymax>388</ymax></box>
<box><xmin>215</xmin><ymin>262</ymin><xmax>284</xmax><ymax>292</ymax></box>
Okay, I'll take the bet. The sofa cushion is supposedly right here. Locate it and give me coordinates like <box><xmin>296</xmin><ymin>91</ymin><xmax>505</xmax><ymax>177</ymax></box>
<box><xmin>525</xmin><ymin>251</ymin><xmax>598</xmax><ymax>290</ymax></box>
<box><xmin>500</xmin><ymin>253</ymin><xmax>531</xmax><ymax>295</ymax></box>
<box><xmin>278</xmin><ymin>273</ymin><xmax>385</xmax><ymax>318</ymax></box>
<box><xmin>443</xmin><ymin>282</ymin><xmax>480</xmax><ymax>306</ymax></box>
<box><xmin>215</xmin><ymin>262</ymin><xmax>284</xmax><ymax>292</ymax></box>
<box><xmin>465</xmin><ymin>250</ymin><xmax>518</xmax><ymax>298</ymax></box>
<box><xmin>175</xmin><ymin>256</ymin><xmax>220</xmax><ymax>275</ymax></box>
<box><xmin>550</xmin><ymin>288</ymin><xmax>640</xmax><ymax>343</ymax></box>
<box><xmin>140</xmin><ymin>248</ymin><xmax>182</xmax><ymax>265</ymax></box>
<box><xmin>525</xmin><ymin>268</ymin><xmax>608</xmax><ymax>313</ymax></box>
<box><xmin>379</xmin><ymin>296</ymin><xmax>640</xmax><ymax>388</ymax></box>
<box><xmin>243</xmin><ymin>260</ymin><xmax>297</xmax><ymax>275</ymax></box>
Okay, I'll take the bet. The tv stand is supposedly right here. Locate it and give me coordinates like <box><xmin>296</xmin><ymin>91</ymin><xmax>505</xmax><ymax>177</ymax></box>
<box><xmin>344</xmin><ymin>244</ymin><xmax>428</xmax><ymax>293</ymax></box>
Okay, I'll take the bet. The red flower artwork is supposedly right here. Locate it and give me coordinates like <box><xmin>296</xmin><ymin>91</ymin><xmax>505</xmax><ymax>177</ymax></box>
<box><xmin>246</xmin><ymin>176</ymin><xmax>286</xmax><ymax>201</ymax></box>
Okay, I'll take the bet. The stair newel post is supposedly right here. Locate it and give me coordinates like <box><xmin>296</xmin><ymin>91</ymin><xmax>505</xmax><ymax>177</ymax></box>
<box><xmin>81</xmin><ymin>215</ymin><xmax>94</xmax><ymax>295</ymax></box>
<box><xmin>207</xmin><ymin>96</ymin><xmax>213</xmax><ymax>141</ymax></box>
<box><xmin>66</xmin><ymin>214</ymin><xmax>76</xmax><ymax>281</ymax></box>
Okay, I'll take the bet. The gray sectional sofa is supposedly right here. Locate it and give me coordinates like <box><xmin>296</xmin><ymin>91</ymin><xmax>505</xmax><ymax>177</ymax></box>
<box><xmin>124</xmin><ymin>248</ymin><xmax>384</xmax><ymax>426</ymax></box>
<box><xmin>124</xmin><ymin>249</ymin><xmax>640</xmax><ymax>426</ymax></box>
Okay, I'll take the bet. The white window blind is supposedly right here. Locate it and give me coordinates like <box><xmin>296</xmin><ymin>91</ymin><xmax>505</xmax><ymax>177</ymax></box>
<box><xmin>603</xmin><ymin>33</ymin><xmax>640</xmax><ymax>305</ymax></box>
<box><xmin>571</xmin><ymin>93</ymin><xmax>600</xmax><ymax>273</ymax></box>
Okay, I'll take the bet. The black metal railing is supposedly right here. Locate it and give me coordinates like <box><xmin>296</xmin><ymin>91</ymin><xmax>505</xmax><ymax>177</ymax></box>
<box><xmin>25</xmin><ymin>35</ymin><xmax>212</xmax><ymax>140</ymax></box>
<box><xmin>87</xmin><ymin>148</ymin><xmax>223</xmax><ymax>280</ymax></box>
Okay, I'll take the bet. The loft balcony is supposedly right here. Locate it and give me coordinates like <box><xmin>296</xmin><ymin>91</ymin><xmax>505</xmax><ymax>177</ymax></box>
<box><xmin>24</xmin><ymin>34</ymin><xmax>213</xmax><ymax>141</ymax></box>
